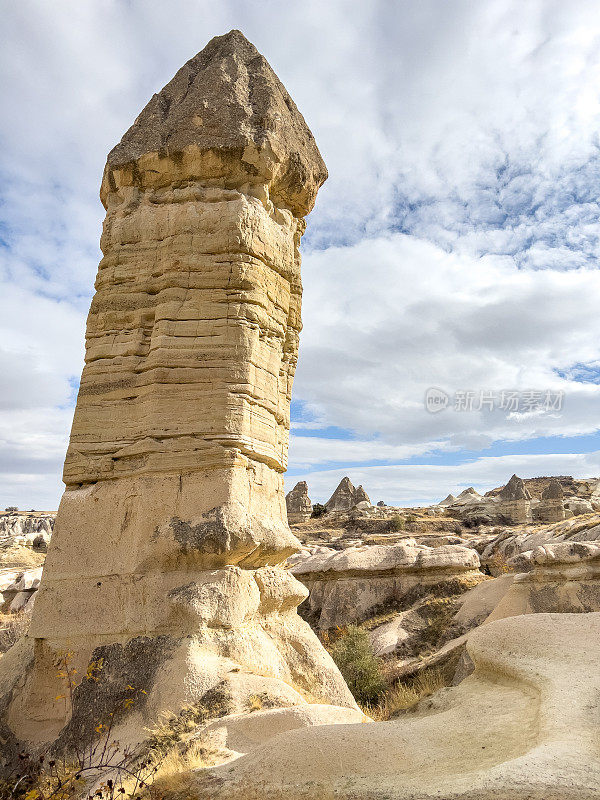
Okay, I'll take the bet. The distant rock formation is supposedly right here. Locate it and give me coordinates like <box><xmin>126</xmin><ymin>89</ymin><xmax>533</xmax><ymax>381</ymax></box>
<box><xmin>286</xmin><ymin>481</ymin><xmax>312</xmax><ymax>523</ymax></box>
<box><xmin>325</xmin><ymin>477</ymin><xmax>371</xmax><ymax>512</ymax></box>
<box><xmin>490</xmin><ymin>541</ymin><xmax>600</xmax><ymax>620</ymax></box>
<box><xmin>0</xmin><ymin>511</ymin><xmax>54</xmax><ymax>549</ymax></box>
<box><xmin>497</xmin><ymin>474</ymin><xmax>532</xmax><ymax>524</ymax></box>
<box><xmin>565</xmin><ymin>497</ymin><xmax>594</xmax><ymax>516</ymax></box>
<box><xmin>291</xmin><ymin>539</ymin><xmax>483</xmax><ymax>629</ymax></box>
<box><xmin>0</xmin><ymin>30</ymin><xmax>356</xmax><ymax>760</ymax></box>
<box><xmin>451</xmin><ymin>487</ymin><xmax>482</xmax><ymax>506</ymax></box>
<box><xmin>0</xmin><ymin>567</ymin><xmax>42</xmax><ymax>614</ymax></box>
<box><xmin>438</xmin><ymin>493</ymin><xmax>457</xmax><ymax>506</ymax></box>
<box><xmin>536</xmin><ymin>479</ymin><xmax>565</xmax><ymax>523</ymax></box>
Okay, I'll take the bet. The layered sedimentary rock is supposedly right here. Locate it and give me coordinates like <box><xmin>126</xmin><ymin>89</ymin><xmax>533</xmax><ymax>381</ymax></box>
<box><xmin>497</xmin><ymin>474</ymin><xmax>532</xmax><ymax>524</ymax></box>
<box><xmin>291</xmin><ymin>539</ymin><xmax>483</xmax><ymax>629</ymax></box>
<box><xmin>325</xmin><ymin>477</ymin><xmax>370</xmax><ymax>512</ymax></box>
<box><xmin>536</xmin><ymin>479</ymin><xmax>565</xmax><ymax>523</ymax></box>
<box><xmin>191</xmin><ymin>613</ymin><xmax>600</xmax><ymax>799</ymax></box>
<box><xmin>0</xmin><ymin>512</ymin><xmax>54</xmax><ymax>549</ymax></box>
<box><xmin>0</xmin><ymin>30</ymin><xmax>356</xmax><ymax>757</ymax></box>
<box><xmin>488</xmin><ymin>541</ymin><xmax>600</xmax><ymax>621</ymax></box>
<box><xmin>438</xmin><ymin>493</ymin><xmax>457</xmax><ymax>506</ymax></box>
<box><xmin>454</xmin><ymin>487</ymin><xmax>482</xmax><ymax>505</ymax></box>
<box><xmin>285</xmin><ymin>481</ymin><xmax>312</xmax><ymax>523</ymax></box>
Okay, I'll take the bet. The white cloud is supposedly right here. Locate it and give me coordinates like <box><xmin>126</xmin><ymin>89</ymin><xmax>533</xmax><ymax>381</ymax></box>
<box><xmin>2</xmin><ymin>0</ymin><xmax>600</xmax><ymax>507</ymax></box>
<box><xmin>295</xmin><ymin>233</ymin><xmax>600</xmax><ymax>451</ymax></box>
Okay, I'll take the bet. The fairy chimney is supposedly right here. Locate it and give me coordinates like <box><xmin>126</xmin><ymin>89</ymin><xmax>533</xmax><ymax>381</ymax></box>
<box><xmin>1</xmin><ymin>30</ymin><xmax>355</xmax><ymax>756</ymax></box>
<box><xmin>286</xmin><ymin>481</ymin><xmax>313</xmax><ymax>523</ymax></box>
<box><xmin>498</xmin><ymin>474</ymin><xmax>532</xmax><ymax>524</ymax></box>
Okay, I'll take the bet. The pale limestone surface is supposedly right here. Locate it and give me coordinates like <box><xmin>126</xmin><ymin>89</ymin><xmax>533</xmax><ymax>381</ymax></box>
<box><xmin>190</xmin><ymin>613</ymin><xmax>600</xmax><ymax>799</ymax></box>
<box><xmin>285</xmin><ymin>481</ymin><xmax>312</xmax><ymax>523</ymax></box>
<box><xmin>291</xmin><ymin>540</ymin><xmax>483</xmax><ymax>628</ymax></box>
<box><xmin>488</xmin><ymin>541</ymin><xmax>600</xmax><ymax>621</ymax></box>
<box><xmin>0</xmin><ymin>30</ymin><xmax>356</xmax><ymax>758</ymax></box>
<box><xmin>194</xmin><ymin>703</ymin><xmax>368</xmax><ymax>762</ymax></box>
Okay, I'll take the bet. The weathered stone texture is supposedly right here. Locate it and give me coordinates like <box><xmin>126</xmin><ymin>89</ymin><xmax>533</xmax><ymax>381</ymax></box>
<box><xmin>1</xmin><ymin>30</ymin><xmax>356</xmax><ymax>754</ymax></box>
<box><xmin>286</xmin><ymin>481</ymin><xmax>312</xmax><ymax>523</ymax></box>
<box><xmin>325</xmin><ymin>477</ymin><xmax>371</xmax><ymax>512</ymax></box>
<box><xmin>292</xmin><ymin>540</ymin><xmax>483</xmax><ymax>629</ymax></box>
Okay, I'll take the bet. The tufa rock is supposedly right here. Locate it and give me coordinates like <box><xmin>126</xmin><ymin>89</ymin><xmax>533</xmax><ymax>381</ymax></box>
<box><xmin>325</xmin><ymin>477</ymin><xmax>371</xmax><ymax>512</ymax></box>
<box><xmin>291</xmin><ymin>540</ymin><xmax>483</xmax><ymax>629</ymax></box>
<box><xmin>438</xmin><ymin>493</ymin><xmax>457</xmax><ymax>507</ymax></box>
<box><xmin>0</xmin><ymin>30</ymin><xmax>355</xmax><ymax>758</ymax></box>
<box><xmin>536</xmin><ymin>479</ymin><xmax>565</xmax><ymax>523</ymax></box>
<box><xmin>103</xmin><ymin>30</ymin><xmax>327</xmax><ymax>219</ymax></box>
<box><xmin>286</xmin><ymin>481</ymin><xmax>312</xmax><ymax>524</ymax></box>
<box><xmin>498</xmin><ymin>475</ymin><xmax>532</xmax><ymax>525</ymax></box>
<box><xmin>499</xmin><ymin>474</ymin><xmax>532</xmax><ymax>502</ymax></box>
<box><xmin>190</xmin><ymin>613</ymin><xmax>600</xmax><ymax>799</ymax></box>
<box><xmin>354</xmin><ymin>485</ymin><xmax>371</xmax><ymax>505</ymax></box>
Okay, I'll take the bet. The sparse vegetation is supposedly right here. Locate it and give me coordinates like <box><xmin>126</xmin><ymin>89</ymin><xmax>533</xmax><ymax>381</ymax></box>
<box><xmin>330</xmin><ymin>626</ymin><xmax>387</xmax><ymax>705</ymax></box>
<box><xmin>388</xmin><ymin>515</ymin><xmax>405</xmax><ymax>532</ymax></box>
<box><xmin>0</xmin><ymin>612</ymin><xmax>29</xmax><ymax>654</ymax></box>
<box><xmin>311</xmin><ymin>503</ymin><xmax>327</xmax><ymax>518</ymax></box>
<box><xmin>487</xmin><ymin>550</ymin><xmax>513</xmax><ymax>575</ymax></box>
<box><xmin>366</xmin><ymin>667</ymin><xmax>447</xmax><ymax>721</ymax></box>
<box><xmin>0</xmin><ymin>656</ymin><xmax>234</xmax><ymax>800</ymax></box>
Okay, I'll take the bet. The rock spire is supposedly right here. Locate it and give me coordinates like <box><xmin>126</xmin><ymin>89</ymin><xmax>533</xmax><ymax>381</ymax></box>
<box><xmin>1</xmin><ymin>30</ymin><xmax>354</xmax><ymax>757</ymax></box>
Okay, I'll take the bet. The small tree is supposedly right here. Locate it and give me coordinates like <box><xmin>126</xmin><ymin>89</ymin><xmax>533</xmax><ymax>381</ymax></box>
<box><xmin>388</xmin><ymin>515</ymin><xmax>404</xmax><ymax>532</ymax></box>
<box><xmin>311</xmin><ymin>503</ymin><xmax>327</xmax><ymax>518</ymax></box>
<box><xmin>330</xmin><ymin>626</ymin><xmax>386</xmax><ymax>705</ymax></box>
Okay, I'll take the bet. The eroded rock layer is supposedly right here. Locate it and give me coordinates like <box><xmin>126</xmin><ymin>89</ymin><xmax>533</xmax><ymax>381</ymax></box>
<box><xmin>0</xmin><ymin>30</ymin><xmax>357</xmax><ymax>756</ymax></box>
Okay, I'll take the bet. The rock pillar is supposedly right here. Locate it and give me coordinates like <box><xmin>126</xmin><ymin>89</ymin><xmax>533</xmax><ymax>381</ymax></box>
<box><xmin>2</xmin><ymin>29</ymin><xmax>355</xmax><ymax>754</ymax></box>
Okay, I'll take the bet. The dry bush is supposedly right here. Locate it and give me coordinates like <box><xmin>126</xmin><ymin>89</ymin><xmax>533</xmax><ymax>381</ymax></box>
<box><xmin>247</xmin><ymin>694</ymin><xmax>263</xmax><ymax>712</ymax></box>
<box><xmin>365</xmin><ymin>667</ymin><xmax>447</xmax><ymax>721</ymax></box>
<box><xmin>0</xmin><ymin>612</ymin><xmax>29</xmax><ymax>654</ymax></box>
<box><xmin>487</xmin><ymin>550</ymin><xmax>513</xmax><ymax>575</ymax></box>
<box><xmin>388</xmin><ymin>515</ymin><xmax>405</xmax><ymax>532</ymax></box>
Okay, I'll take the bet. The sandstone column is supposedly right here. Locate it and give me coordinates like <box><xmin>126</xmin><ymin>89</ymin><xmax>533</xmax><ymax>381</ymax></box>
<box><xmin>4</xmin><ymin>30</ymin><xmax>355</xmax><ymax>751</ymax></box>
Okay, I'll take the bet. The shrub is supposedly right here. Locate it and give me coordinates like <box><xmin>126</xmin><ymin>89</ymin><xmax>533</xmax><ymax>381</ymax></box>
<box><xmin>330</xmin><ymin>626</ymin><xmax>386</xmax><ymax>705</ymax></box>
<box><xmin>388</xmin><ymin>515</ymin><xmax>404</xmax><ymax>532</ymax></box>
<box><xmin>311</xmin><ymin>503</ymin><xmax>327</xmax><ymax>518</ymax></box>
<box><xmin>405</xmin><ymin>514</ymin><xmax>418</xmax><ymax>524</ymax></box>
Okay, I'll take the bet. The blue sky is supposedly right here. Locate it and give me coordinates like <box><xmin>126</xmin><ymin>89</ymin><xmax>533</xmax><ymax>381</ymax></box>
<box><xmin>2</xmin><ymin>0</ymin><xmax>600</xmax><ymax>509</ymax></box>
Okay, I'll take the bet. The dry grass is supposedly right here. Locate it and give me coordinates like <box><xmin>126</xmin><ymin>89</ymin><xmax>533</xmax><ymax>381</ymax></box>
<box><xmin>247</xmin><ymin>694</ymin><xmax>263</xmax><ymax>712</ymax></box>
<box><xmin>0</xmin><ymin>611</ymin><xmax>29</xmax><ymax>653</ymax></box>
<box><xmin>0</xmin><ymin>545</ymin><xmax>45</xmax><ymax>568</ymax></box>
<box><xmin>363</xmin><ymin>667</ymin><xmax>447</xmax><ymax>721</ymax></box>
<box><xmin>487</xmin><ymin>550</ymin><xmax>513</xmax><ymax>575</ymax></box>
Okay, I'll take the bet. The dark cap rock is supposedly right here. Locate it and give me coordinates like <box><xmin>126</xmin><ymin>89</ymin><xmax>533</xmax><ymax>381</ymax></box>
<box><xmin>102</xmin><ymin>30</ymin><xmax>327</xmax><ymax>216</ymax></box>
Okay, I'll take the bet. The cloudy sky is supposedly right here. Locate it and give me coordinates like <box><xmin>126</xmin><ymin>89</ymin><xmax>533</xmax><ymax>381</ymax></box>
<box><xmin>2</xmin><ymin>0</ymin><xmax>600</xmax><ymax>510</ymax></box>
